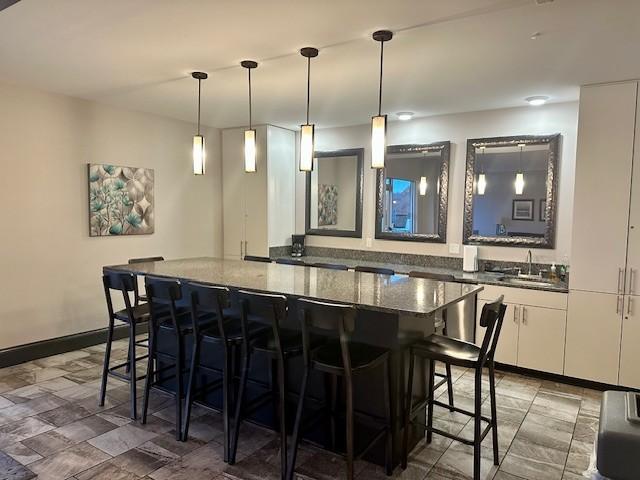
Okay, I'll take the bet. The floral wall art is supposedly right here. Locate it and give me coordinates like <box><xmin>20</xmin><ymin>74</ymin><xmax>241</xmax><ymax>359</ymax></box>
<box><xmin>88</xmin><ymin>164</ymin><xmax>154</xmax><ymax>236</ymax></box>
<box><xmin>318</xmin><ymin>184</ymin><xmax>338</xmax><ymax>226</ymax></box>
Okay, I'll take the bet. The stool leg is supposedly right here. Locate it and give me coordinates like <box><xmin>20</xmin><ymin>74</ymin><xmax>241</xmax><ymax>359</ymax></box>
<box><xmin>345</xmin><ymin>373</ymin><xmax>355</xmax><ymax>480</ymax></box>
<box><xmin>99</xmin><ymin>318</ymin><xmax>114</xmax><ymax>407</ymax></box>
<box><xmin>329</xmin><ymin>374</ymin><xmax>338</xmax><ymax>451</ymax></box>
<box><xmin>426</xmin><ymin>360</ymin><xmax>435</xmax><ymax>444</ymax></box>
<box><xmin>383</xmin><ymin>357</ymin><xmax>393</xmax><ymax>476</ymax></box>
<box><xmin>174</xmin><ymin>341</ymin><xmax>183</xmax><ymax>441</ymax></box>
<box><xmin>141</xmin><ymin>327</ymin><xmax>155</xmax><ymax>425</ymax></box>
<box><xmin>277</xmin><ymin>357</ymin><xmax>287</xmax><ymax>480</ymax></box>
<box><xmin>402</xmin><ymin>351</ymin><xmax>415</xmax><ymax>469</ymax></box>
<box><xmin>286</xmin><ymin>365</ymin><xmax>309</xmax><ymax>480</ymax></box>
<box><xmin>128</xmin><ymin>323</ymin><xmax>138</xmax><ymax>420</ymax></box>
<box><xmin>181</xmin><ymin>337</ymin><xmax>200</xmax><ymax>441</ymax></box>
<box><xmin>222</xmin><ymin>346</ymin><xmax>233</xmax><ymax>463</ymax></box>
<box><xmin>473</xmin><ymin>368</ymin><xmax>482</xmax><ymax>480</ymax></box>
<box><xmin>489</xmin><ymin>361</ymin><xmax>499</xmax><ymax>466</ymax></box>
<box><xmin>229</xmin><ymin>346</ymin><xmax>250</xmax><ymax>465</ymax></box>
<box><xmin>445</xmin><ymin>363</ymin><xmax>455</xmax><ymax>412</ymax></box>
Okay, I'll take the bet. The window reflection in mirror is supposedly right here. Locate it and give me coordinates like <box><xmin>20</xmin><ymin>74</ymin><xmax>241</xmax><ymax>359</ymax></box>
<box><xmin>375</xmin><ymin>142</ymin><xmax>450</xmax><ymax>243</ymax></box>
<box><xmin>305</xmin><ymin>148</ymin><xmax>363</xmax><ymax>238</ymax></box>
<box><xmin>464</xmin><ymin>135</ymin><xmax>560</xmax><ymax>248</ymax></box>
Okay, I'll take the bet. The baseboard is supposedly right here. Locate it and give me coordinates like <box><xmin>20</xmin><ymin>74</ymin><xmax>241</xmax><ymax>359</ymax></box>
<box><xmin>0</xmin><ymin>322</ymin><xmax>148</xmax><ymax>369</ymax></box>
<box><xmin>495</xmin><ymin>362</ymin><xmax>635</xmax><ymax>392</ymax></box>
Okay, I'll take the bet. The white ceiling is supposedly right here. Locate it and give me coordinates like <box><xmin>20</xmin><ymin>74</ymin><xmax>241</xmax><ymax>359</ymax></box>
<box><xmin>1</xmin><ymin>0</ymin><xmax>639</xmax><ymax>129</ymax></box>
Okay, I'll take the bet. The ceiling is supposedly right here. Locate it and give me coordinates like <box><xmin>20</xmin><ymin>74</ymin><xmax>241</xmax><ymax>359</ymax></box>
<box><xmin>1</xmin><ymin>0</ymin><xmax>639</xmax><ymax>129</ymax></box>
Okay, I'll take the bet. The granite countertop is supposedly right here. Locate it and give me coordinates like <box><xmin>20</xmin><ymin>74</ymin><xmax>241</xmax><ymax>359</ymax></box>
<box><xmin>279</xmin><ymin>255</ymin><xmax>569</xmax><ymax>293</ymax></box>
<box><xmin>105</xmin><ymin>257</ymin><xmax>483</xmax><ymax>318</ymax></box>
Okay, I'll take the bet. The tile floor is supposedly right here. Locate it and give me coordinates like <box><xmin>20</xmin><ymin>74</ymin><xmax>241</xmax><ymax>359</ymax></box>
<box><xmin>0</xmin><ymin>338</ymin><xmax>601</xmax><ymax>480</ymax></box>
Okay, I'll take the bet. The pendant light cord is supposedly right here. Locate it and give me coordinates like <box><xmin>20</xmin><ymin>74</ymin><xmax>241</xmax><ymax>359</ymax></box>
<box><xmin>248</xmin><ymin>68</ymin><xmax>253</xmax><ymax>129</ymax></box>
<box><xmin>377</xmin><ymin>40</ymin><xmax>385</xmax><ymax>116</ymax></box>
<box><xmin>306</xmin><ymin>56</ymin><xmax>311</xmax><ymax>125</ymax></box>
<box><xmin>197</xmin><ymin>79</ymin><xmax>201</xmax><ymax>136</ymax></box>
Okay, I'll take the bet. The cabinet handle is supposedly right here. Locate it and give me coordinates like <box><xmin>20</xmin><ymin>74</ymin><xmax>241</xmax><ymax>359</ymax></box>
<box><xmin>628</xmin><ymin>297</ymin><xmax>634</xmax><ymax>316</ymax></box>
<box><xmin>240</xmin><ymin>241</ymin><xmax>243</xmax><ymax>257</ymax></box>
<box><xmin>522</xmin><ymin>306</ymin><xmax>527</xmax><ymax>325</ymax></box>
<box><xmin>618</xmin><ymin>268</ymin><xmax>624</xmax><ymax>294</ymax></box>
<box><xmin>245</xmin><ymin>240</ymin><xmax>248</xmax><ymax>255</ymax></box>
<box><xmin>617</xmin><ymin>296</ymin><xmax>623</xmax><ymax>315</ymax></box>
<box><xmin>513</xmin><ymin>305</ymin><xmax>519</xmax><ymax>323</ymax></box>
<box><xmin>630</xmin><ymin>268</ymin><xmax>636</xmax><ymax>295</ymax></box>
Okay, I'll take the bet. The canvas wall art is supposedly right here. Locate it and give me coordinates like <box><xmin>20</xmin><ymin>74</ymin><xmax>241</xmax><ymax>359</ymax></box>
<box><xmin>88</xmin><ymin>164</ymin><xmax>154</xmax><ymax>236</ymax></box>
<box><xmin>318</xmin><ymin>184</ymin><xmax>338</xmax><ymax>226</ymax></box>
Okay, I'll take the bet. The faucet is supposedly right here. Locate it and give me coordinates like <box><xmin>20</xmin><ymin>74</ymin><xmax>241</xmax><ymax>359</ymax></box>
<box><xmin>525</xmin><ymin>250</ymin><xmax>533</xmax><ymax>276</ymax></box>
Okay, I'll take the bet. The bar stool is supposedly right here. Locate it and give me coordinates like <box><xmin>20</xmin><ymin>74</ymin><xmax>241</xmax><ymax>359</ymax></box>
<box><xmin>276</xmin><ymin>258</ymin><xmax>306</xmax><ymax>266</ymax></box>
<box><xmin>408</xmin><ymin>270</ymin><xmax>457</xmax><ymax>411</ymax></box>
<box><xmin>243</xmin><ymin>255</ymin><xmax>272</xmax><ymax>263</ymax></box>
<box><xmin>287</xmin><ymin>298</ymin><xmax>393</xmax><ymax>480</ymax></box>
<box><xmin>100</xmin><ymin>271</ymin><xmax>151</xmax><ymax>419</ymax></box>
<box><xmin>311</xmin><ymin>262</ymin><xmax>349</xmax><ymax>271</ymax></box>
<box><xmin>354</xmin><ymin>265</ymin><xmax>395</xmax><ymax>275</ymax></box>
<box><xmin>181</xmin><ymin>283</ymin><xmax>268</xmax><ymax>461</ymax></box>
<box><xmin>402</xmin><ymin>296</ymin><xmax>506</xmax><ymax>480</ymax></box>
<box><xmin>229</xmin><ymin>290</ymin><xmax>306</xmax><ymax>478</ymax></box>
<box><xmin>128</xmin><ymin>256</ymin><xmax>165</xmax><ymax>304</ymax></box>
<box><xmin>140</xmin><ymin>276</ymin><xmax>214</xmax><ymax>440</ymax></box>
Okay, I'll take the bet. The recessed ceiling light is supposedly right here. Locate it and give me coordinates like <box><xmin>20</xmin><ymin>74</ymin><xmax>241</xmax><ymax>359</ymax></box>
<box><xmin>396</xmin><ymin>111</ymin><xmax>414</xmax><ymax>121</ymax></box>
<box><xmin>525</xmin><ymin>96</ymin><xmax>549</xmax><ymax>106</ymax></box>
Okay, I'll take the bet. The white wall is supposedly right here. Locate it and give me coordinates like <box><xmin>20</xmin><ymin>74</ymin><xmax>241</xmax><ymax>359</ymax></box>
<box><xmin>295</xmin><ymin>102</ymin><xmax>578</xmax><ymax>264</ymax></box>
<box><xmin>0</xmin><ymin>81</ymin><xmax>222</xmax><ymax>349</ymax></box>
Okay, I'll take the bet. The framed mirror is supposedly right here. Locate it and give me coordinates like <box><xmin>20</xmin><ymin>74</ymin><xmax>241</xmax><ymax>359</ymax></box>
<box><xmin>463</xmin><ymin>134</ymin><xmax>560</xmax><ymax>248</ymax></box>
<box><xmin>305</xmin><ymin>148</ymin><xmax>364</xmax><ymax>238</ymax></box>
<box><xmin>375</xmin><ymin>142</ymin><xmax>450</xmax><ymax>243</ymax></box>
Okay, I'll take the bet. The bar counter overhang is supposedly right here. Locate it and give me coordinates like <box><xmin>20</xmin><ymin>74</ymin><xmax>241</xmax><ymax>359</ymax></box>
<box><xmin>104</xmin><ymin>257</ymin><xmax>483</xmax><ymax>467</ymax></box>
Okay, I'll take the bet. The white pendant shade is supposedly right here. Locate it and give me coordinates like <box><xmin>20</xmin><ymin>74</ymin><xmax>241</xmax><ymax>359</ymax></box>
<box><xmin>193</xmin><ymin>135</ymin><xmax>205</xmax><ymax>175</ymax></box>
<box><xmin>371</xmin><ymin>115</ymin><xmax>387</xmax><ymax>169</ymax></box>
<box><xmin>477</xmin><ymin>173</ymin><xmax>487</xmax><ymax>195</ymax></box>
<box><xmin>299</xmin><ymin>124</ymin><xmax>315</xmax><ymax>172</ymax></box>
<box><xmin>244</xmin><ymin>129</ymin><xmax>256</xmax><ymax>173</ymax></box>
<box><xmin>515</xmin><ymin>172</ymin><xmax>525</xmax><ymax>195</ymax></box>
<box><xmin>419</xmin><ymin>176</ymin><xmax>428</xmax><ymax>196</ymax></box>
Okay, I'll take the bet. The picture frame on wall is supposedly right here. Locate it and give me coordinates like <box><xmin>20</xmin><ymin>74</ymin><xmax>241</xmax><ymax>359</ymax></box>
<box><xmin>512</xmin><ymin>199</ymin><xmax>534</xmax><ymax>221</ymax></box>
<box><xmin>539</xmin><ymin>199</ymin><xmax>547</xmax><ymax>222</ymax></box>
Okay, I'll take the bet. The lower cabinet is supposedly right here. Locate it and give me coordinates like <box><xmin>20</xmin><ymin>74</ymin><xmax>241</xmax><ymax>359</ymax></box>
<box><xmin>476</xmin><ymin>285</ymin><xmax>568</xmax><ymax>375</ymax></box>
<box><xmin>619</xmin><ymin>295</ymin><xmax>640</xmax><ymax>389</ymax></box>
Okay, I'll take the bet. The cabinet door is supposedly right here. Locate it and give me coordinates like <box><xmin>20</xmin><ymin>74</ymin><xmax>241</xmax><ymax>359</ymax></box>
<box><xmin>517</xmin><ymin>306</ymin><xmax>566</xmax><ymax>375</ymax></box>
<box><xmin>619</xmin><ymin>295</ymin><xmax>640</xmax><ymax>388</ymax></box>
<box><xmin>565</xmin><ymin>290</ymin><xmax>622</xmax><ymax>384</ymax></box>
<box><xmin>476</xmin><ymin>300</ymin><xmax>519</xmax><ymax>366</ymax></box>
<box><xmin>571</xmin><ymin>82</ymin><xmax>637</xmax><ymax>294</ymax></box>
<box><xmin>222</xmin><ymin>129</ymin><xmax>246</xmax><ymax>260</ymax></box>
<box><xmin>626</xmin><ymin>95</ymin><xmax>640</xmax><ymax>295</ymax></box>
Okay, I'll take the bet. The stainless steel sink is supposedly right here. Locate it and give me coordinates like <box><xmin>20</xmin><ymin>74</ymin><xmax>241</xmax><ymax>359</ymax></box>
<box><xmin>498</xmin><ymin>276</ymin><xmax>559</xmax><ymax>288</ymax></box>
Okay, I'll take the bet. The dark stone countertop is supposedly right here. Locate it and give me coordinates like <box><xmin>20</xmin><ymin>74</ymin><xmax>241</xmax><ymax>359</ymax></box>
<box><xmin>105</xmin><ymin>257</ymin><xmax>483</xmax><ymax>318</ymax></box>
<box><xmin>278</xmin><ymin>255</ymin><xmax>569</xmax><ymax>293</ymax></box>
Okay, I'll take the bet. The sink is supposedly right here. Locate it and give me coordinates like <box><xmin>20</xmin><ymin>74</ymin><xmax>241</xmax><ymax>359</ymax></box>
<box><xmin>498</xmin><ymin>276</ymin><xmax>559</xmax><ymax>288</ymax></box>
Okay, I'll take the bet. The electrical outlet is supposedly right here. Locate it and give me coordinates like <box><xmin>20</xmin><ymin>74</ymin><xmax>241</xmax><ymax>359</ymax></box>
<box><xmin>365</xmin><ymin>238</ymin><xmax>372</xmax><ymax>248</ymax></box>
<box><xmin>449</xmin><ymin>243</ymin><xmax>460</xmax><ymax>254</ymax></box>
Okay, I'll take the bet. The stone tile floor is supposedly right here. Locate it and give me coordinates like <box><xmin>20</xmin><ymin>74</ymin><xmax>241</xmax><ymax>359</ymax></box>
<box><xmin>0</xmin><ymin>338</ymin><xmax>601</xmax><ymax>480</ymax></box>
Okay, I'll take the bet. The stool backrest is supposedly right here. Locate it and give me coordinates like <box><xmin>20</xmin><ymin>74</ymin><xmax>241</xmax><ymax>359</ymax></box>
<box><xmin>312</xmin><ymin>263</ymin><xmax>349</xmax><ymax>271</ymax></box>
<box><xmin>235</xmin><ymin>290</ymin><xmax>287</xmax><ymax>356</ymax></box>
<box><xmin>408</xmin><ymin>271</ymin><xmax>456</xmax><ymax>282</ymax></box>
<box><xmin>102</xmin><ymin>271</ymin><xmax>137</xmax><ymax>321</ymax></box>
<box><xmin>276</xmin><ymin>258</ymin><xmax>306</xmax><ymax>266</ymax></box>
<box><xmin>243</xmin><ymin>255</ymin><xmax>272</xmax><ymax>263</ymax></box>
<box><xmin>477</xmin><ymin>295</ymin><xmax>507</xmax><ymax>364</ymax></box>
<box><xmin>355</xmin><ymin>265</ymin><xmax>395</xmax><ymax>275</ymax></box>
<box><xmin>297</xmin><ymin>298</ymin><xmax>356</xmax><ymax>371</ymax></box>
<box><xmin>144</xmin><ymin>276</ymin><xmax>183</xmax><ymax>335</ymax></box>
<box><xmin>128</xmin><ymin>256</ymin><xmax>165</xmax><ymax>264</ymax></box>
<box><xmin>185</xmin><ymin>282</ymin><xmax>230</xmax><ymax>339</ymax></box>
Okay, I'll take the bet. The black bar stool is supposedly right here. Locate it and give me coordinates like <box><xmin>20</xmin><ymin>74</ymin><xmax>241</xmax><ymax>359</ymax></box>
<box><xmin>181</xmin><ymin>283</ymin><xmax>268</xmax><ymax>461</ymax></box>
<box><xmin>408</xmin><ymin>270</ymin><xmax>457</xmax><ymax>411</ymax></box>
<box><xmin>276</xmin><ymin>258</ymin><xmax>306</xmax><ymax>266</ymax></box>
<box><xmin>402</xmin><ymin>296</ymin><xmax>507</xmax><ymax>480</ymax></box>
<box><xmin>243</xmin><ymin>255</ymin><xmax>272</xmax><ymax>263</ymax></box>
<box><xmin>311</xmin><ymin>262</ymin><xmax>349</xmax><ymax>271</ymax></box>
<box><xmin>354</xmin><ymin>265</ymin><xmax>395</xmax><ymax>275</ymax></box>
<box><xmin>287</xmin><ymin>298</ymin><xmax>393</xmax><ymax>480</ymax></box>
<box><xmin>229</xmin><ymin>290</ymin><xmax>306</xmax><ymax>478</ymax></box>
<box><xmin>128</xmin><ymin>256</ymin><xmax>164</xmax><ymax>304</ymax></box>
<box><xmin>100</xmin><ymin>271</ymin><xmax>150</xmax><ymax>419</ymax></box>
<box><xmin>140</xmin><ymin>277</ymin><xmax>214</xmax><ymax>440</ymax></box>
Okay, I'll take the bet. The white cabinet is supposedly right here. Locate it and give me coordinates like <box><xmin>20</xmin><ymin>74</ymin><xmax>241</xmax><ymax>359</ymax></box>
<box><xmin>222</xmin><ymin>125</ymin><xmax>295</xmax><ymax>260</ymax></box>
<box><xmin>476</xmin><ymin>285</ymin><xmax>567</xmax><ymax>374</ymax></box>
<box><xmin>566</xmin><ymin>81</ymin><xmax>640</xmax><ymax>387</ymax></box>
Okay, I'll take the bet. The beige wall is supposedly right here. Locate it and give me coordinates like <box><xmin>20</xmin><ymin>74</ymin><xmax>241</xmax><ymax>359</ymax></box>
<box><xmin>295</xmin><ymin>102</ymin><xmax>578</xmax><ymax>264</ymax></box>
<box><xmin>0</xmin><ymin>81</ymin><xmax>222</xmax><ymax>349</ymax></box>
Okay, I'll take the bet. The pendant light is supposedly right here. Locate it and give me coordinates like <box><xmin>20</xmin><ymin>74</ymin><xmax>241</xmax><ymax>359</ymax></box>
<box><xmin>477</xmin><ymin>146</ymin><xmax>487</xmax><ymax>195</ymax></box>
<box><xmin>241</xmin><ymin>60</ymin><xmax>258</xmax><ymax>173</ymax></box>
<box><xmin>515</xmin><ymin>143</ymin><xmax>526</xmax><ymax>195</ymax></box>
<box><xmin>371</xmin><ymin>30</ymin><xmax>393</xmax><ymax>169</ymax></box>
<box><xmin>419</xmin><ymin>176</ymin><xmax>428</xmax><ymax>196</ymax></box>
<box><xmin>299</xmin><ymin>47</ymin><xmax>319</xmax><ymax>172</ymax></box>
<box><xmin>191</xmin><ymin>72</ymin><xmax>208</xmax><ymax>175</ymax></box>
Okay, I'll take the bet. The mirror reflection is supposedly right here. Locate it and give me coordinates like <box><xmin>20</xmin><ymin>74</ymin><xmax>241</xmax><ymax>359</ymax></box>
<box><xmin>464</xmin><ymin>135</ymin><xmax>560</xmax><ymax>248</ymax></box>
<box><xmin>306</xmin><ymin>148</ymin><xmax>363</xmax><ymax>237</ymax></box>
<box><xmin>375</xmin><ymin>142</ymin><xmax>450</xmax><ymax>242</ymax></box>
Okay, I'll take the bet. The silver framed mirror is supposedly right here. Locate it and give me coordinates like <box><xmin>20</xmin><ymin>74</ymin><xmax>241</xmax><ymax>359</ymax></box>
<box><xmin>375</xmin><ymin>141</ymin><xmax>450</xmax><ymax>243</ymax></box>
<box><xmin>463</xmin><ymin>134</ymin><xmax>560</xmax><ymax>248</ymax></box>
<box><xmin>305</xmin><ymin>148</ymin><xmax>364</xmax><ymax>238</ymax></box>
